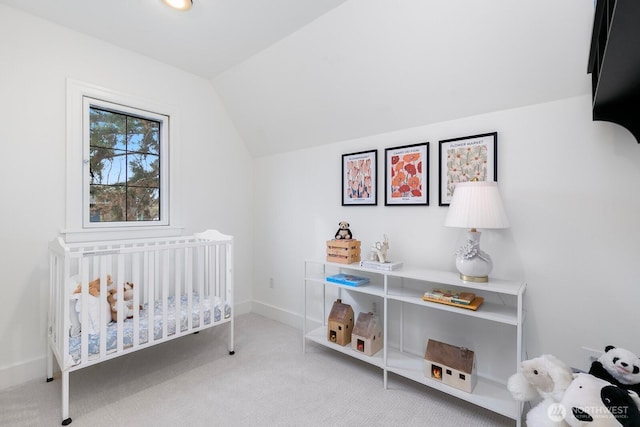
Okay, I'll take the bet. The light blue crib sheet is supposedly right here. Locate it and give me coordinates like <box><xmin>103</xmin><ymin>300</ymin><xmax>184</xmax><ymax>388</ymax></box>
<box><xmin>69</xmin><ymin>293</ymin><xmax>222</xmax><ymax>362</ymax></box>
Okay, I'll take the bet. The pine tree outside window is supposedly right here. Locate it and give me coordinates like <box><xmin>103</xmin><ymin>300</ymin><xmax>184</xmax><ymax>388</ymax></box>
<box><xmin>84</xmin><ymin>98</ymin><xmax>169</xmax><ymax>228</ymax></box>
<box><xmin>89</xmin><ymin>106</ymin><xmax>161</xmax><ymax>223</ymax></box>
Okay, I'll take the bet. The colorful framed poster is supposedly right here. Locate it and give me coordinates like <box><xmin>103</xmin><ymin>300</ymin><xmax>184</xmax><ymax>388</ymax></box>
<box><xmin>342</xmin><ymin>149</ymin><xmax>377</xmax><ymax>206</ymax></box>
<box><xmin>438</xmin><ymin>132</ymin><xmax>497</xmax><ymax>206</ymax></box>
<box><xmin>384</xmin><ymin>142</ymin><xmax>429</xmax><ymax>206</ymax></box>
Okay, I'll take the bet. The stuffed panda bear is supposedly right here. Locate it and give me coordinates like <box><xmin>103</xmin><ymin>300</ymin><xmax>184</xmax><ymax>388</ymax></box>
<box><xmin>560</xmin><ymin>373</ymin><xmax>640</xmax><ymax>427</ymax></box>
<box><xmin>589</xmin><ymin>345</ymin><xmax>640</xmax><ymax>397</ymax></box>
<box><xmin>334</xmin><ymin>221</ymin><xmax>353</xmax><ymax>240</ymax></box>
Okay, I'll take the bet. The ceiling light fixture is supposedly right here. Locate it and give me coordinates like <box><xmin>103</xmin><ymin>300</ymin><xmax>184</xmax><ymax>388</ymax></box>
<box><xmin>163</xmin><ymin>0</ymin><xmax>193</xmax><ymax>11</ymax></box>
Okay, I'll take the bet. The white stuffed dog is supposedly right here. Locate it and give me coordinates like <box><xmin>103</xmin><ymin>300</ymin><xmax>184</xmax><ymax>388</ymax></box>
<box><xmin>508</xmin><ymin>354</ymin><xmax>574</xmax><ymax>426</ymax></box>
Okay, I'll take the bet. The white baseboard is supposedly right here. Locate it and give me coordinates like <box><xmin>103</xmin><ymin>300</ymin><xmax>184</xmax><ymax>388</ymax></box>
<box><xmin>234</xmin><ymin>299</ymin><xmax>253</xmax><ymax>316</ymax></box>
<box><xmin>0</xmin><ymin>355</ymin><xmax>48</xmax><ymax>391</ymax></box>
<box><xmin>250</xmin><ymin>300</ymin><xmax>302</xmax><ymax>330</ymax></box>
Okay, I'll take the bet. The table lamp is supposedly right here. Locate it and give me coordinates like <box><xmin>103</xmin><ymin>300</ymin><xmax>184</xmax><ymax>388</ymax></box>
<box><xmin>444</xmin><ymin>180</ymin><xmax>509</xmax><ymax>282</ymax></box>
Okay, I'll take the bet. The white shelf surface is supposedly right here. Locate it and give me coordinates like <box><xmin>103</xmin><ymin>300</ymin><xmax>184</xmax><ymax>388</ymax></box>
<box><xmin>385</xmin><ymin>348</ymin><xmax>519</xmax><ymax>420</ymax></box>
<box><xmin>387</xmin><ymin>289</ymin><xmax>518</xmax><ymax>325</ymax></box>
<box><xmin>307</xmin><ymin>271</ymin><xmax>518</xmax><ymax>325</ymax></box>
<box><xmin>312</xmin><ymin>260</ymin><xmax>525</xmax><ymax>297</ymax></box>
<box><xmin>305</xmin><ymin>326</ymin><xmax>385</xmax><ymax>369</ymax></box>
<box><xmin>324</xmin><ymin>280</ymin><xmax>385</xmax><ymax>298</ymax></box>
<box><xmin>385</xmin><ymin>267</ymin><xmax>524</xmax><ymax>296</ymax></box>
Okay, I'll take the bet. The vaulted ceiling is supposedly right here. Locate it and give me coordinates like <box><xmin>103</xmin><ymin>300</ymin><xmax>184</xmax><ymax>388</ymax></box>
<box><xmin>0</xmin><ymin>0</ymin><xmax>595</xmax><ymax>157</ymax></box>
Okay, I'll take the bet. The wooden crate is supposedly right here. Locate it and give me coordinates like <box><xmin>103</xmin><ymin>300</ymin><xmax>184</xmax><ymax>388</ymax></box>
<box><xmin>326</xmin><ymin>239</ymin><xmax>361</xmax><ymax>264</ymax></box>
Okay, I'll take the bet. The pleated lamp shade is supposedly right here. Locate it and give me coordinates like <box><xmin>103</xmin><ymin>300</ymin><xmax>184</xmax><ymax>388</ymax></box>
<box><xmin>445</xmin><ymin>181</ymin><xmax>509</xmax><ymax>229</ymax></box>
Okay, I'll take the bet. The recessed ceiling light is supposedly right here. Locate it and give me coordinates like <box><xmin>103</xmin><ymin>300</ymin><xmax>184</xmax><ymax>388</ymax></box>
<box><xmin>163</xmin><ymin>0</ymin><xmax>193</xmax><ymax>11</ymax></box>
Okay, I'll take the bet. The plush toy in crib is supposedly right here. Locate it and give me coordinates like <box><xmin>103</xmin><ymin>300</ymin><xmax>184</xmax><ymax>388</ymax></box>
<box><xmin>70</xmin><ymin>275</ymin><xmax>114</xmax><ymax>336</ymax></box>
<box><xmin>107</xmin><ymin>282</ymin><xmax>138</xmax><ymax>322</ymax></box>
<box><xmin>73</xmin><ymin>274</ymin><xmax>113</xmax><ymax>297</ymax></box>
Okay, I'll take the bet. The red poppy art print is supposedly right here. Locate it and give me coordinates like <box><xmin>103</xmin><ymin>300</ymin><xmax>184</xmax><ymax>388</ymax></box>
<box><xmin>384</xmin><ymin>142</ymin><xmax>429</xmax><ymax>206</ymax></box>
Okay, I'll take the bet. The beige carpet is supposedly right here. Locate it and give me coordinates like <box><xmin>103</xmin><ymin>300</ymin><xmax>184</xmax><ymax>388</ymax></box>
<box><xmin>1</xmin><ymin>313</ymin><xmax>514</xmax><ymax>426</ymax></box>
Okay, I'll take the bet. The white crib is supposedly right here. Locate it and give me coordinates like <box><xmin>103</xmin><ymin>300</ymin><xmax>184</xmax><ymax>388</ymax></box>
<box><xmin>47</xmin><ymin>230</ymin><xmax>234</xmax><ymax>426</ymax></box>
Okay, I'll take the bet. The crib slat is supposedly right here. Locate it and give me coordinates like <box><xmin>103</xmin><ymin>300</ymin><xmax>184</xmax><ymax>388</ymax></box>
<box><xmin>215</xmin><ymin>244</ymin><xmax>220</xmax><ymax>309</ymax></box>
<box><xmin>162</xmin><ymin>248</ymin><xmax>169</xmax><ymax>339</ymax></box>
<box><xmin>133</xmin><ymin>251</ymin><xmax>140</xmax><ymax>347</ymax></box>
<box><xmin>98</xmin><ymin>255</ymin><xmax>107</xmax><ymax>357</ymax></box>
<box><xmin>116</xmin><ymin>253</ymin><xmax>125</xmax><ymax>353</ymax></box>
<box><xmin>186</xmin><ymin>246</ymin><xmax>193</xmax><ymax>331</ymax></box>
<box><xmin>148</xmin><ymin>247</ymin><xmax>156</xmax><ymax>344</ymax></box>
<box><xmin>80</xmin><ymin>258</ymin><xmax>89</xmax><ymax>365</ymax></box>
<box><xmin>198</xmin><ymin>246</ymin><xmax>205</xmax><ymax>329</ymax></box>
<box><xmin>174</xmin><ymin>248</ymin><xmax>181</xmax><ymax>334</ymax></box>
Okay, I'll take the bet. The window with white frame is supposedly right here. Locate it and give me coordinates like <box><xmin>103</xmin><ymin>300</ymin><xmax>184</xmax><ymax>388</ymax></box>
<box><xmin>86</xmin><ymin>99</ymin><xmax>167</xmax><ymax>225</ymax></box>
<box><xmin>66</xmin><ymin>80</ymin><xmax>179</xmax><ymax>240</ymax></box>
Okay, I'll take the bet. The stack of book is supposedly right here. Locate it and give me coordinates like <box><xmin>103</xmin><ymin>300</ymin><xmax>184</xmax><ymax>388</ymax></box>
<box><xmin>326</xmin><ymin>273</ymin><xmax>370</xmax><ymax>287</ymax></box>
<box><xmin>422</xmin><ymin>288</ymin><xmax>483</xmax><ymax>310</ymax></box>
<box><xmin>423</xmin><ymin>288</ymin><xmax>475</xmax><ymax>305</ymax></box>
<box><xmin>359</xmin><ymin>260</ymin><xmax>403</xmax><ymax>271</ymax></box>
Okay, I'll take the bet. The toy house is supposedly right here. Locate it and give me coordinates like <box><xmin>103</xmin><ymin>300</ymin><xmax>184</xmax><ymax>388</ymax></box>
<box><xmin>424</xmin><ymin>339</ymin><xmax>477</xmax><ymax>393</ymax></box>
<box><xmin>327</xmin><ymin>299</ymin><xmax>354</xmax><ymax>346</ymax></box>
<box><xmin>351</xmin><ymin>312</ymin><xmax>383</xmax><ymax>356</ymax></box>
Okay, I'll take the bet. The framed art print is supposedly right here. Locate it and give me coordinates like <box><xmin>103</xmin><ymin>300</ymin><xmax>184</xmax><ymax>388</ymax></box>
<box><xmin>438</xmin><ymin>132</ymin><xmax>497</xmax><ymax>206</ymax></box>
<box><xmin>342</xmin><ymin>149</ymin><xmax>377</xmax><ymax>206</ymax></box>
<box><xmin>384</xmin><ymin>142</ymin><xmax>429</xmax><ymax>206</ymax></box>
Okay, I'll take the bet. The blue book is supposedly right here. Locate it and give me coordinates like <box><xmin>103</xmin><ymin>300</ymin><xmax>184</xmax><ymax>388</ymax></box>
<box><xmin>326</xmin><ymin>273</ymin><xmax>370</xmax><ymax>287</ymax></box>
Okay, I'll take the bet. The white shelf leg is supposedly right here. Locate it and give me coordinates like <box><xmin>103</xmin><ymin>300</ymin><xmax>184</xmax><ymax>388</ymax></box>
<box><xmin>383</xmin><ymin>274</ymin><xmax>388</xmax><ymax>389</ymax></box>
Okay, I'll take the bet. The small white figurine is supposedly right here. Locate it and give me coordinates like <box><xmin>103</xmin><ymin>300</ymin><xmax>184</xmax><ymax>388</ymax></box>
<box><xmin>370</xmin><ymin>234</ymin><xmax>389</xmax><ymax>263</ymax></box>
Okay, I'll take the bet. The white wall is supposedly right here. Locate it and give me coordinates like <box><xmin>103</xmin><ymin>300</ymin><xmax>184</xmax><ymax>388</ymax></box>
<box><xmin>0</xmin><ymin>6</ymin><xmax>253</xmax><ymax>389</ymax></box>
<box><xmin>252</xmin><ymin>94</ymin><xmax>640</xmax><ymax>371</ymax></box>
<box><xmin>214</xmin><ymin>0</ymin><xmax>593</xmax><ymax>157</ymax></box>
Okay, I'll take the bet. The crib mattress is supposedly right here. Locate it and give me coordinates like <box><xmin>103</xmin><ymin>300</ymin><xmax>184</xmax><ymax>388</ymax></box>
<box><xmin>68</xmin><ymin>293</ymin><xmax>224</xmax><ymax>363</ymax></box>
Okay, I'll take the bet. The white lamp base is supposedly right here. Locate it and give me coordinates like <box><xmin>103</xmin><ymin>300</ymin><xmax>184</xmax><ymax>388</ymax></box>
<box><xmin>455</xmin><ymin>230</ymin><xmax>493</xmax><ymax>283</ymax></box>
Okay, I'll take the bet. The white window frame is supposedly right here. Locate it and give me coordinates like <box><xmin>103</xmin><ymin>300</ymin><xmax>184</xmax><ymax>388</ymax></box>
<box><xmin>65</xmin><ymin>79</ymin><xmax>182</xmax><ymax>242</ymax></box>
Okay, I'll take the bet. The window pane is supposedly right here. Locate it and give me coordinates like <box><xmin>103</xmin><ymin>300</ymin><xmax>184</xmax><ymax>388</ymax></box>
<box><xmin>90</xmin><ymin>109</ymin><xmax>126</xmax><ymax>150</ymax></box>
<box><xmin>90</xmin><ymin>148</ymin><xmax>127</xmax><ymax>185</ymax></box>
<box><xmin>127</xmin><ymin>116</ymin><xmax>159</xmax><ymax>155</ymax></box>
<box><xmin>90</xmin><ymin>185</ymin><xmax>126</xmax><ymax>222</ymax></box>
<box><xmin>88</xmin><ymin>103</ymin><xmax>164</xmax><ymax>224</ymax></box>
<box><xmin>127</xmin><ymin>153</ymin><xmax>159</xmax><ymax>188</ymax></box>
<box><xmin>127</xmin><ymin>187</ymin><xmax>159</xmax><ymax>221</ymax></box>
